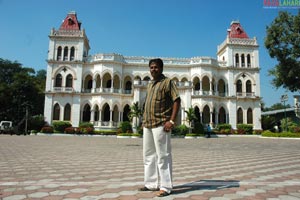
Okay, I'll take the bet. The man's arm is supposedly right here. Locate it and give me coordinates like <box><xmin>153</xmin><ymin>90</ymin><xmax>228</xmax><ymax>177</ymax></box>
<box><xmin>170</xmin><ymin>98</ymin><xmax>181</xmax><ymax>122</ymax></box>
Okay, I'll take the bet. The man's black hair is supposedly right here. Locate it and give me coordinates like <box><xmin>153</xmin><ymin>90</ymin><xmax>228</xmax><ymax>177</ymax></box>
<box><xmin>149</xmin><ymin>58</ymin><xmax>164</xmax><ymax>69</ymax></box>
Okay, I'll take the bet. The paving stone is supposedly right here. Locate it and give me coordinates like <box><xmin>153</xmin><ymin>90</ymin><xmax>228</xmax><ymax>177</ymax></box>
<box><xmin>49</xmin><ymin>190</ymin><xmax>70</xmax><ymax>195</ymax></box>
<box><xmin>1</xmin><ymin>136</ymin><xmax>300</xmax><ymax>200</ymax></box>
<box><xmin>27</xmin><ymin>192</ymin><xmax>49</xmax><ymax>198</ymax></box>
<box><xmin>3</xmin><ymin>195</ymin><xmax>27</xmax><ymax>200</ymax></box>
<box><xmin>278</xmin><ymin>195</ymin><xmax>300</xmax><ymax>200</ymax></box>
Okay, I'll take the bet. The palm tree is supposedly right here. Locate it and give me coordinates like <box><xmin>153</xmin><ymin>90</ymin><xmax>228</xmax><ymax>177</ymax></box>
<box><xmin>185</xmin><ymin>107</ymin><xmax>197</xmax><ymax>133</ymax></box>
<box><xmin>128</xmin><ymin>101</ymin><xmax>142</xmax><ymax>133</ymax></box>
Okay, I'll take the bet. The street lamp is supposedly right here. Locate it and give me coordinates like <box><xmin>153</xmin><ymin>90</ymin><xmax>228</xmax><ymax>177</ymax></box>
<box><xmin>281</xmin><ymin>94</ymin><xmax>288</xmax><ymax>131</ymax></box>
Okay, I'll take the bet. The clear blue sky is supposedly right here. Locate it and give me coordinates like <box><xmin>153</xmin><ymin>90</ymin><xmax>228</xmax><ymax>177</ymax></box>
<box><xmin>0</xmin><ymin>0</ymin><xmax>299</xmax><ymax>107</ymax></box>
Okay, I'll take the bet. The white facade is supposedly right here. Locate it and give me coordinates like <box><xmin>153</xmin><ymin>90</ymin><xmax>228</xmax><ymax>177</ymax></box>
<box><xmin>44</xmin><ymin>12</ymin><xmax>262</xmax><ymax>130</ymax></box>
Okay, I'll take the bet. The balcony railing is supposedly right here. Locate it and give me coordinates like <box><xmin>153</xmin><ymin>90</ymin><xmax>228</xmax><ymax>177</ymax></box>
<box><xmin>237</xmin><ymin>92</ymin><xmax>255</xmax><ymax>97</ymax></box>
<box><xmin>192</xmin><ymin>90</ymin><xmax>227</xmax><ymax>97</ymax></box>
<box><xmin>53</xmin><ymin>87</ymin><xmax>74</xmax><ymax>92</ymax></box>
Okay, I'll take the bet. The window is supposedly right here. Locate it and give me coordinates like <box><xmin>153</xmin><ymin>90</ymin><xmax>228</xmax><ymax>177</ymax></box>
<box><xmin>247</xmin><ymin>108</ymin><xmax>253</xmax><ymax>124</ymax></box>
<box><xmin>53</xmin><ymin>103</ymin><xmax>60</xmax><ymax>120</ymax></box>
<box><xmin>235</xmin><ymin>53</ymin><xmax>239</xmax><ymax>67</ymax></box>
<box><xmin>241</xmin><ymin>54</ymin><xmax>245</xmax><ymax>67</ymax></box>
<box><xmin>57</xmin><ymin>46</ymin><xmax>62</xmax><ymax>61</ymax></box>
<box><xmin>63</xmin><ymin>46</ymin><xmax>68</xmax><ymax>61</ymax></box>
<box><xmin>70</xmin><ymin>47</ymin><xmax>75</xmax><ymax>61</ymax></box>
<box><xmin>246</xmin><ymin>80</ymin><xmax>252</xmax><ymax>94</ymax></box>
<box><xmin>237</xmin><ymin>108</ymin><xmax>243</xmax><ymax>124</ymax></box>
<box><xmin>66</xmin><ymin>74</ymin><xmax>73</xmax><ymax>88</ymax></box>
<box><xmin>82</xmin><ymin>104</ymin><xmax>91</xmax><ymax>122</ymax></box>
<box><xmin>64</xmin><ymin>104</ymin><xmax>71</xmax><ymax>121</ymax></box>
<box><xmin>55</xmin><ymin>74</ymin><xmax>62</xmax><ymax>87</ymax></box>
<box><xmin>236</xmin><ymin>80</ymin><xmax>242</xmax><ymax>93</ymax></box>
<box><xmin>247</xmin><ymin>54</ymin><xmax>251</xmax><ymax>67</ymax></box>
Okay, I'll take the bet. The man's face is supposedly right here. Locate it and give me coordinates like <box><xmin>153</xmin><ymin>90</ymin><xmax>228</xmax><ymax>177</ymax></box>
<box><xmin>149</xmin><ymin>62</ymin><xmax>162</xmax><ymax>80</ymax></box>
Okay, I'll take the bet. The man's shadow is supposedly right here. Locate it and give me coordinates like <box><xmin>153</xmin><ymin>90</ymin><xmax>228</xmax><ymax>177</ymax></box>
<box><xmin>172</xmin><ymin>179</ymin><xmax>240</xmax><ymax>194</ymax></box>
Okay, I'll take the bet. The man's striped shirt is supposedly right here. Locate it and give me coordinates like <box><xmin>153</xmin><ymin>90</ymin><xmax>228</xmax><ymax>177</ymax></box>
<box><xmin>143</xmin><ymin>74</ymin><xmax>180</xmax><ymax>128</ymax></box>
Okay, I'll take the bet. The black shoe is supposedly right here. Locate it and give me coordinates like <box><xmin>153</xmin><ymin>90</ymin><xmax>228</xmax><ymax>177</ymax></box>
<box><xmin>138</xmin><ymin>186</ymin><xmax>159</xmax><ymax>191</ymax></box>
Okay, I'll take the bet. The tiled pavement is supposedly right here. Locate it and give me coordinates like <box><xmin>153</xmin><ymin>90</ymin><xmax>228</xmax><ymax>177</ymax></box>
<box><xmin>1</xmin><ymin>135</ymin><xmax>300</xmax><ymax>200</ymax></box>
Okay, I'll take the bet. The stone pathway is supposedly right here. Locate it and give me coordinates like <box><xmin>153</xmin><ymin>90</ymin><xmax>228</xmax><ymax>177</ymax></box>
<box><xmin>0</xmin><ymin>135</ymin><xmax>300</xmax><ymax>199</ymax></box>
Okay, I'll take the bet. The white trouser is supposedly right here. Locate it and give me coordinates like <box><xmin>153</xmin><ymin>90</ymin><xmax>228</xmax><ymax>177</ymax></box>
<box><xmin>143</xmin><ymin>126</ymin><xmax>172</xmax><ymax>193</ymax></box>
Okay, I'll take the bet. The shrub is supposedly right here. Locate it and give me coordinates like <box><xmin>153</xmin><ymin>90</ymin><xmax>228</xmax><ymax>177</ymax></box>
<box><xmin>29</xmin><ymin>115</ymin><xmax>46</xmax><ymax>132</ymax></box>
<box><xmin>193</xmin><ymin>122</ymin><xmax>204</xmax><ymax>135</ymax></box>
<box><xmin>94</xmin><ymin>130</ymin><xmax>117</xmax><ymax>135</ymax></box>
<box><xmin>117</xmin><ymin>133</ymin><xmax>132</xmax><ymax>136</ymax></box>
<box><xmin>172</xmin><ymin>124</ymin><xmax>189</xmax><ymax>136</ymax></box>
<box><xmin>119</xmin><ymin>121</ymin><xmax>132</xmax><ymax>133</ymax></box>
<box><xmin>53</xmin><ymin>121</ymin><xmax>72</xmax><ymax>133</ymax></box>
<box><xmin>79</xmin><ymin>122</ymin><xmax>94</xmax><ymax>128</ymax></box>
<box><xmin>64</xmin><ymin>127</ymin><xmax>75</xmax><ymax>134</ymax></box>
<box><xmin>262</xmin><ymin>130</ymin><xmax>300</xmax><ymax>138</ymax></box>
<box><xmin>83</xmin><ymin>127</ymin><xmax>94</xmax><ymax>134</ymax></box>
<box><xmin>253</xmin><ymin>129</ymin><xmax>263</xmax><ymax>135</ymax></box>
<box><xmin>237</xmin><ymin>124</ymin><xmax>253</xmax><ymax>135</ymax></box>
<box><xmin>217</xmin><ymin>124</ymin><xmax>232</xmax><ymax>134</ymax></box>
<box><xmin>185</xmin><ymin>133</ymin><xmax>198</xmax><ymax>137</ymax></box>
<box><xmin>41</xmin><ymin>126</ymin><xmax>53</xmax><ymax>133</ymax></box>
<box><xmin>292</xmin><ymin>126</ymin><xmax>300</xmax><ymax>133</ymax></box>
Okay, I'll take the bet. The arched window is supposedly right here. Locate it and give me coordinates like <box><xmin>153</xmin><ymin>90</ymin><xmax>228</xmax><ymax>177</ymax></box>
<box><xmin>247</xmin><ymin>54</ymin><xmax>251</xmax><ymax>67</ymax></box>
<box><xmin>218</xmin><ymin>79</ymin><xmax>226</xmax><ymax>97</ymax></box>
<box><xmin>70</xmin><ymin>47</ymin><xmax>75</xmax><ymax>61</ymax></box>
<box><xmin>57</xmin><ymin>46</ymin><xmax>62</xmax><ymax>61</ymax></box>
<box><xmin>63</xmin><ymin>46</ymin><xmax>68</xmax><ymax>61</ymax></box>
<box><xmin>247</xmin><ymin>108</ymin><xmax>253</xmax><ymax>124</ymax></box>
<box><xmin>103</xmin><ymin>104</ymin><xmax>110</xmax><ymax>122</ymax></box>
<box><xmin>246</xmin><ymin>80</ymin><xmax>252</xmax><ymax>95</ymax></box>
<box><xmin>53</xmin><ymin>103</ymin><xmax>60</xmax><ymax>120</ymax></box>
<box><xmin>123</xmin><ymin>104</ymin><xmax>130</xmax><ymax>122</ymax></box>
<box><xmin>82</xmin><ymin>104</ymin><xmax>91</xmax><ymax>122</ymax></box>
<box><xmin>202</xmin><ymin>76</ymin><xmax>210</xmax><ymax>95</ymax></box>
<box><xmin>64</xmin><ymin>104</ymin><xmax>71</xmax><ymax>121</ymax></box>
<box><xmin>55</xmin><ymin>74</ymin><xmax>62</xmax><ymax>87</ymax></box>
<box><xmin>194</xmin><ymin>106</ymin><xmax>201</xmax><ymax>123</ymax></box>
<box><xmin>236</xmin><ymin>80</ymin><xmax>242</xmax><ymax>93</ymax></box>
<box><xmin>202</xmin><ymin>105</ymin><xmax>210</xmax><ymax>124</ymax></box>
<box><xmin>94</xmin><ymin>105</ymin><xmax>99</xmax><ymax>121</ymax></box>
<box><xmin>235</xmin><ymin>53</ymin><xmax>239</xmax><ymax>67</ymax></box>
<box><xmin>241</xmin><ymin>54</ymin><xmax>245</xmax><ymax>67</ymax></box>
<box><xmin>237</xmin><ymin>108</ymin><xmax>243</xmax><ymax>124</ymax></box>
<box><xmin>66</xmin><ymin>74</ymin><xmax>73</xmax><ymax>88</ymax></box>
<box><xmin>218</xmin><ymin>107</ymin><xmax>226</xmax><ymax>124</ymax></box>
<box><xmin>143</xmin><ymin>76</ymin><xmax>151</xmax><ymax>81</ymax></box>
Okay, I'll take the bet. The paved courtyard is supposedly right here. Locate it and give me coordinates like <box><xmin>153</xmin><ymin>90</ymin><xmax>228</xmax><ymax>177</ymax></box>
<box><xmin>0</xmin><ymin>135</ymin><xmax>300</xmax><ymax>200</ymax></box>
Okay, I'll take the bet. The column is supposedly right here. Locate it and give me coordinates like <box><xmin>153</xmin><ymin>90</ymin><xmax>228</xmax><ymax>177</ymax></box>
<box><xmin>92</xmin><ymin>79</ymin><xmax>96</xmax><ymax>93</ymax></box>
<box><xmin>200</xmin><ymin>81</ymin><xmax>203</xmax><ymax>95</ymax></box>
<box><xmin>200</xmin><ymin>112</ymin><xmax>203</xmax><ymax>124</ymax></box>
<box><xmin>100</xmin><ymin>79</ymin><xmax>103</xmax><ymax>92</ymax></box>
<box><xmin>109</xmin><ymin>110</ymin><xmax>113</xmax><ymax>127</ymax></box>
<box><xmin>210</xmin><ymin>81</ymin><xmax>213</xmax><ymax>95</ymax></box>
<box><xmin>99</xmin><ymin>110</ymin><xmax>102</xmax><ymax>125</ymax></box>
<box><xmin>111</xmin><ymin>79</ymin><xmax>114</xmax><ymax>93</ymax></box>
<box><xmin>90</xmin><ymin>109</ymin><xmax>95</xmax><ymax>123</ymax></box>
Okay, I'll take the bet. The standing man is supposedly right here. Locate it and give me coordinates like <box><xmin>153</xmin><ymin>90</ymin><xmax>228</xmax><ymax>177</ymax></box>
<box><xmin>139</xmin><ymin>58</ymin><xmax>181</xmax><ymax>197</ymax></box>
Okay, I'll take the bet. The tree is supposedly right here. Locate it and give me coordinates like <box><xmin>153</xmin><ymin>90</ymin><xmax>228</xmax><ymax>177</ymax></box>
<box><xmin>265</xmin><ymin>11</ymin><xmax>300</xmax><ymax>92</ymax></box>
<box><xmin>0</xmin><ymin>58</ymin><xmax>46</xmax><ymax>133</ymax></box>
<box><xmin>263</xmin><ymin>103</ymin><xmax>291</xmax><ymax>112</ymax></box>
<box><xmin>184</xmin><ymin>107</ymin><xmax>197</xmax><ymax>133</ymax></box>
<box><xmin>128</xmin><ymin>101</ymin><xmax>142</xmax><ymax>133</ymax></box>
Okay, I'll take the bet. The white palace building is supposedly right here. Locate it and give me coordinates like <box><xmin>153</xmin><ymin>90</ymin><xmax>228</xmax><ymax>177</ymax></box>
<box><xmin>44</xmin><ymin>11</ymin><xmax>262</xmax><ymax>130</ymax></box>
